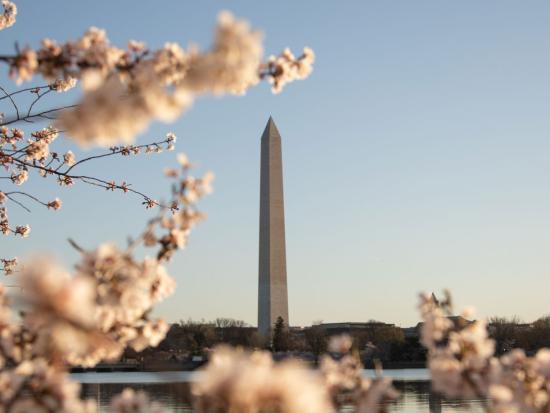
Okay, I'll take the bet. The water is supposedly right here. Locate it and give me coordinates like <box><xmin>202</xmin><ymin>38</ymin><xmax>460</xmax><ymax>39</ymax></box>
<box><xmin>76</xmin><ymin>370</ymin><xmax>486</xmax><ymax>412</ymax></box>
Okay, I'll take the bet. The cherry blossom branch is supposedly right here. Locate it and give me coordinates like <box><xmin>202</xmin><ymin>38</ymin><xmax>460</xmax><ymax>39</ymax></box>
<box><xmin>64</xmin><ymin>136</ymin><xmax>173</xmax><ymax>174</ymax></box>
<box><xmin>1</xmin><ymin>129</ymin><xmax>179</xmax><ymax>268</ymax></box>
<box><xmin>0</xmin><ymin>14</ymin><xmax>315</xmax><ymax>146</ymax></box>
<box><xmin>11</xmin><ymin>157</ymin><xmax>169</xmax><ymax>209</ymax></box>
<box><xmin>0</xmin><ymin>52</ymin><xmax>140</xmax><ymax>73</ymax></box>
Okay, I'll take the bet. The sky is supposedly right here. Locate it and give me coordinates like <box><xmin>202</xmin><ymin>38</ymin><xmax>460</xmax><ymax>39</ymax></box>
<box><xmin>2</xmin><ymin>1</ymin><xmax>550</xmax><ymax>327</ymax></box>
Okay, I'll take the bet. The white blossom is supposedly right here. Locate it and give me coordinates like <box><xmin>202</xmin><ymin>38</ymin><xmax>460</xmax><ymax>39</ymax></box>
<box><xmin>262</xmin><ymin>47</ymin><xmax>315</xmax><ymax>93</ymax></box>
<box><xmin>47</xmin><ymin>198</ymin><xmax>62</xmax><ymax>210</ymax></box>
<box><xmin>14</xmin><ymin>224</ymin><xmax>30</xmax><ymax>237</ymax></box>
<box><xmin>63</xmin><ymin>150</ymin><xmax>76</xmax><ymax>165</ymax></box>
<box><xmin>0</xmin><ymin>0</ymin><xmax>16</xmax><ymax>31</ymax></box>
<box><xmin>10</xmin><ymin>169</ymin><xmax>28</xmax><ymax>185</ymax></box>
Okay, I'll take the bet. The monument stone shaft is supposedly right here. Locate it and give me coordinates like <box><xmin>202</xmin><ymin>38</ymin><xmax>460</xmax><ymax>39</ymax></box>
<box><xmin>258</xmin><ymin>117</ymin><xmax>289</xmax><ymax>336</ymax></box>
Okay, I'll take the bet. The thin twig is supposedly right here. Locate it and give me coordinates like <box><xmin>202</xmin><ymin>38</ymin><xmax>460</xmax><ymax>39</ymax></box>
<box><xmin>0</xmin><ymin>84</ymin><xmax>50</xmax><ymax>101</ymax></box>
<box><xmin>0</xmin><ymin>104</ymin><xmax>77</xmax><ymax>126</ymax></box>
<box><xmin>4</xmin><ymin>193</ymin><xmax>31</xmax><ymax>212</ymax></box>
<box><xmin>5</xmin><ymin>191</ymin><xmax>48</xmax><ymax>207</ymax></box>
<box><xmin>26</xmin><ymin>89</ymin><xmax>52</xmax><ymax>117</ymax></box>
<box><xmin>67</xmin><ymin>238</ymin><xmax>85</xmax><ymax>253</ymax></box>
<box><xmin>0</xmin><ymin>85</ymin><xmax>20</xmax><ymax>121</ymax></box>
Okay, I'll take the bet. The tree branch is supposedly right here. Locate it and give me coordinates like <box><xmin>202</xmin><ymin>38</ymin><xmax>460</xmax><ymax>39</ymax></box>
<box><xmin>0</xmin><ymin>85</ymin><xmax>20</xmax><ymax>121</ymax></box>
<box><xmin>64</xmin><ymin>138</ymin><xmax>172</xmax><ymax>174</ymax></box>
<box><xmin>0</xmin><ymin>104</ymin><xmax>77</xmax><ymax>126</ymax></box>
<box><xmin>26</xmin><ymin>89</ymin><xmax>52</xmax><ymax>118</ymax></box>
<box><xmin>4</xmin><ymin>193</ymin><xmax>31</xmax><ymax>212</ymax></box>
<box><xmin>5</xmin><ymin>191</ymin><xmax>49</xmax><ymax>208</ymax></box>
<box><xmin>0</xmin><ymin>84</ymin><xmax>50</xmax><ymax>101</ymax></box>
<box><xmin>11</xmin><ymin>158</ymin><xmax>170</xmax><ymax>209</ymax></box>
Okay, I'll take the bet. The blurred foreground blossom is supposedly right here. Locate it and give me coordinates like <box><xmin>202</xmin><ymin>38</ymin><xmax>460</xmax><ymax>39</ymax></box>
<box><xmin>328</xmin><ymin>333</ymin><xmax>353</xmax><ymax>354</ymax></box>
<box><xmin>192</xmin><ymin>340</ymin><xmax>398</xmax><ymax>413</ymax></box>
<box><xmin>0</xmin><ymin>358</ymin><xmax>96</xmax><ymax>413</ymax></box>
<box><xmin>11</xmin><ymin>239</ymin><xmax>180</xmax><ymax>368</ymax></box>
<box><xmin>320</xmin><ymin>335</ymin><xmax>399</xmax><ymax>412</ymax></box>
<box><xmin>419</xmin><ymin>291</ymin><xmax>550</xmax><ymax>412</ymax></box>
<box><xmin>192</xmin><ymin>346</ymin><xmax>334</xmax><ymax>413</ymax></box>
<box><xmin>20</xmin><ymin>258</ymin><xmax>98</xmax><ymax>360</ymax></box>
<box><xmin>0</xmin><ymin>285</ymin><xmax>96</xmax><ymax>411</ymax></box>
<box><xmin>3</xmin><ymin>11</ymin><xmax>314</xmax><ymax>146</ymax></box>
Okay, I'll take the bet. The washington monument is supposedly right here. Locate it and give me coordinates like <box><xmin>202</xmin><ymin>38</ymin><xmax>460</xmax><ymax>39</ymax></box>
<box><xmin>258</xmin><ymin>117</ymin><xmax>289</xmax><ymax>336</ymax></box>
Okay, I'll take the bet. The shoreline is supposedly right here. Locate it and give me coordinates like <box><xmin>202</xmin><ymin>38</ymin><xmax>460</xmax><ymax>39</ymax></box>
<box><xmin>71</xmin><ymin>368</ymin><xmax>431</xmax><ymax>384</ymax></box>
<box><xmin>71</xmin><ymin>360</ymin><xmax>426</xmax><ymax>374</ymax></box>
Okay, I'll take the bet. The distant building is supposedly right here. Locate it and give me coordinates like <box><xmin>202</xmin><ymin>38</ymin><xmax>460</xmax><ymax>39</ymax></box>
<box><xmin>318</xmin><ymin>321</ymin><xmax>395</xmax><ymax>335</ymax></box>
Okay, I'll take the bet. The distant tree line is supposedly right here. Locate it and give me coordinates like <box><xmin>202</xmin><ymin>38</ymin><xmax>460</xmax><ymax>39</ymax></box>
<box><xmin>126</xmin><ymin>317</ymin><xmax>420</xmax><ymax>366</ymax></box>
<box><xmin>488</xmin><ymin>315</ymin><xmax>550</xmax><ymax>355</ymax></box>
<box><xmin>125</xmin><ymin>314</ymin><xmax>550</xmax><ymax>366</ymax></box>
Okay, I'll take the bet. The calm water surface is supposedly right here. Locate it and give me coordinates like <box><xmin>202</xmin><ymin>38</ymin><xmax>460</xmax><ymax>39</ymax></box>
<box><xmin>75</xmin><ymin>370</ymin><xmax>485</xmax><ymax>412</ymax></box>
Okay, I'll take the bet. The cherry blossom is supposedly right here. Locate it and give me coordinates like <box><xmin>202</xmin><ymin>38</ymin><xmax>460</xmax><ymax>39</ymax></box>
<box><xmin>0</xmin><ymin>1</ymin><xmax>16</xmax><ymax>31</ymax></box>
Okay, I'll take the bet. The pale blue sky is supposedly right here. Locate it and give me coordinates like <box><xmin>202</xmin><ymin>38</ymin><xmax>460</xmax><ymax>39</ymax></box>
<box><xmin>2</xmin><ymin>1</ymin><xmax>550</xmax><ymax>327</ymax></box>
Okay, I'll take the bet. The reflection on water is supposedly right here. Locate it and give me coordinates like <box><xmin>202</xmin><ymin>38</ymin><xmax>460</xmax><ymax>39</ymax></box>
<box><xmin>81</xmin><ymin>382</ymin><xmax>193</xmax><ymax>413</ymax></box>
<box><xmin>388</xmin><ymin>382</ymin><xmax>485</xmax><ymax>413</ymax></box>
<box><xmin>79</xmin><ymin>371</ymin><xmax>486</xmax><ymax>412</ymax></box>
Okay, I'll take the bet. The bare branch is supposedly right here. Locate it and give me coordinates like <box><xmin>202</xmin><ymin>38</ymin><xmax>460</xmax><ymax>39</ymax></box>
<box><xmin>0</xmin><ymin>84</ymin><xmax>50</xmax><ymax>101</ymax></box>
<box><xmin>0</xmin><ymin>104</ymin><xmax>77</xmax><ymax>126</ymax></box>
<box><xmin>0</xmin><ymin>85</ymin><xmax>20</xmax><ymax>121</ymax></box>
<box><xmin>4</xmin><ymin>193</ymin><xmax>30</xmax><ymax>212</ymax></box>
<box><xmin>26</xmin><ymin>89</ymin><xmax>52</xmax><ymax>118</ymax></box>
<box><xmin>5</xmin><ymin>191</ymin><xmax>48</xmax><ymax>208</ymax></box>
<box><xmin>67</xmin><ymin>238</ymin><xmax>85</xmax><ymax>253</ymax></box>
